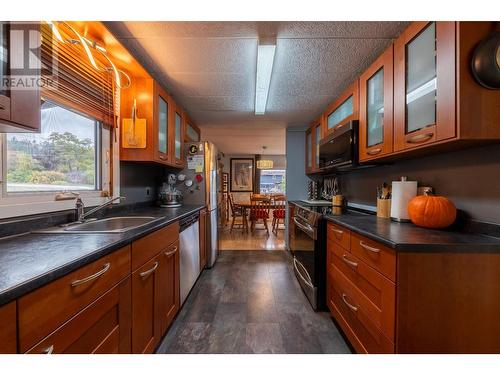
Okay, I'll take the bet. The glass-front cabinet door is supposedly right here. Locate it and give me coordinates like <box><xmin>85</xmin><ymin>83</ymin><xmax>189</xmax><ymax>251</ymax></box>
<box><xmin>173</xmin><ymin>110</ymin><xmax>184</xmax><ymax>165</ymax></box>
<box><xmin>305</xmin><ymin>128</ymin><xmax>312</xmax><ymax>173</ymax></box>
<box><xmin>323</xmin><ymin>80</ymin><xmax>359</xmax><ymax>136</ymax></box>
<box><xmin>0</xmin><ymin>22</ymin><xmax>10</xmax><ymax>122</ymax></box>
<box><xmin>186</xmin><ymin>122</ymin><xmax>200</xmax><ymax>142</ymax></box>
<box><xmin>359</xmin><ymin>45</ymin><xmax>393</xmax><ymax>161</ymax></box>
<box><xmin>156</xmin><ymin>93</ymin><xmax>169</xmax><ymax>162</ymax></box>
<box><xmin>394</xmin><ymin>22</ymin><xmax>456</xmax><ymax>151</ymax></box>
<box><xmin>315</xmin><ymin>123</ymin><xmax>321</xmax><ymax>169</ymax></box>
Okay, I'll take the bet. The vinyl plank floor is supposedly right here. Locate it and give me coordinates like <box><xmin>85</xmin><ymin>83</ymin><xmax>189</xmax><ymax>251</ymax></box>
<box><xmin>157</xmin><ymin>250</ymin><xmax>352</xmax><ymax>354</ymax></box>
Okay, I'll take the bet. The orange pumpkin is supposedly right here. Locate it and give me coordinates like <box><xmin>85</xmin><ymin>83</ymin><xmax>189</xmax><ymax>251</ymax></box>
<box><xmin>408</xmin><ymin>192</ymin><xmax>457</xmax><ymax>229</ymax></box>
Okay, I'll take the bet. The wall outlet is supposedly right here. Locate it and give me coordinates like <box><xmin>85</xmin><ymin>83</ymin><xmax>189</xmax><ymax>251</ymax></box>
<box><xmin>146</xmin><ymin>187</ymin><xmax>151</xmax><ymax>196</ymax></box>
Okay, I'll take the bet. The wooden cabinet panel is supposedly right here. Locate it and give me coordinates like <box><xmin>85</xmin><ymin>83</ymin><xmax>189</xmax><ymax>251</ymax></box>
<box><xmin>329</xmin><ymin>243</ymin><xmax>395</xmax><ymax>341</ymax></box>
<box><xmin>393</xmin><ymin>22</ymin><xmax>456</xmax><ymax>152</ymax></box>
<box><xmin>327</xmin><ymin>222</ymin><xmax>351</xmax><ymax>250</ymax></box>
<box><xmin>305</xmin><ymin>127</ymin><xmax>313</xmax><ymax>174</ymax></box>
<box><xmin>131</xmin><ymin>255</ymin><xmax>162</xmax><ymax>354</ymax></box>
<box><xmin>0</xmin><ymin>301</ymin><xmax>17</xmax><ymax>353</ymax></box>
<box><xmin>199</xmin><ymin>209</ymin><xmax>207</xmax><ymax>271</ymax></box>
<box><xmin>350</xmin><ymin>233</ymin><xmax>396</xmax><ymax>282</ymax></box>
<box><xmin>329</xmin><ymin>265</ymin><xmax>394</xmax><ymax>353</ymax></box>
<box><xmin>25</xmin><ymin>277</ymin><xmax>131</xmax><ymax>354</ymax></box>
<box><xmin>359</xmin><ymin>45</ymin><xmax>394</xmax><ymax>161</ymax></box>
<box><xmin>397</xmin><ymin>252</ymin><xmax>500</xmax><ymax>353</ymax></box>
<box><xmin>131</xmin><ymin>221</ymin><xmax>179</xmax><ymax>271</ymax></box>
<box><xmin>18</xmin><ymin>245</ymin><xmax>131</xmax><ymax>352</ymax></box>
<box><xmin>159</xmin><ymin>240</ymin><xmax>180</xmax><ymax>336</ymax></box>
<box><xmin>306</xmin><ymin>117</ymin><xmax>323</xmax><ymax>174</ymax></box>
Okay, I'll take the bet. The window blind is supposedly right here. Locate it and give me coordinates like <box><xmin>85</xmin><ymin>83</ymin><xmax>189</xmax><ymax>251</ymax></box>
<box><xmin>40</xmin><ymin>23</ymin><xmax>116</xmax><ymax>127</ymax></box>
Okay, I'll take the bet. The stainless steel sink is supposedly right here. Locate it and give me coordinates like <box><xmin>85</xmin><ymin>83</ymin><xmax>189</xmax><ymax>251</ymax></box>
<box><xmin>34</xmin><ymin>216</ymin><xmax>162</xmax><ymax>234</ymax></box>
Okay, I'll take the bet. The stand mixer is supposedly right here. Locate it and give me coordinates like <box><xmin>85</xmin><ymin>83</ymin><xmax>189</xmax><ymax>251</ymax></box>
<box><xmin>159</xmin><ymin>174</ymin><xmax>183</xmax><ymax>208</ymax></box>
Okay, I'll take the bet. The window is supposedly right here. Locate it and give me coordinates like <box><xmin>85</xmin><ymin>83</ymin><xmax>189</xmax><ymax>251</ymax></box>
<box><xmin>5</xmin><ymin>101</ymin><xmax>101</xmax><ymax>193</ymax></box>
<box><xmin>259</xmin><ymin>169</ymin><xmax>286</xmax><ymax>194</ymax></box>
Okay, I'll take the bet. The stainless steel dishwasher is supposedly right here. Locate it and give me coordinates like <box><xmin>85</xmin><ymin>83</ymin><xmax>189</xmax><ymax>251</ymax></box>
<box><xmin>179</xmin><ymin>212</ymin><xmax>200</xmax><ymax>305</ymax></box>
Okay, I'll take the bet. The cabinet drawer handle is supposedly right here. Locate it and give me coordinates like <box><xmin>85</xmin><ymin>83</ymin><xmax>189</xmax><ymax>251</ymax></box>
<box><xmin>366</xmin><ymin>148</ymin><xmax>382</xmax><ymax>155</ymax></box>
<box><xmin>342</xmin><ymin>293</ymin><xmax>358</xmax><ymax>312</ymax></box>
<box><xmin>0</xmin><ymin>104</ymin><xmax>5</xmax><ymax>110</ymax></box>
<box><xmin>342</xmin><ymin>254</ymin><xmax>358</xmax><ymax>268</ymax></box>
<box><xmin>71</xmin><ymin>263</ymin><xmax>110</xmax><ymax>287</ymax></box>
<box><xmin>140</xmin><ymin>262</ymin><xmax>158</xmax><ymax>278</ymax></box>
<box><xmin>359</xmin><ymin>241</ymin><xmax>380</xmax><ymax>253</ymax></box>
<box><xmin>159</xmin><ymin>155</ymin><xmax>166</xmax><ymax>160</ymax></box>
<box><xmin>42</xmin><ymin>345</ymin><xmax>54</xmax><ymax>354</ymax></box>
<box><xmin>164</xmin><ymin>246</ymin><xmax>178</xmax><ymax>257</ymax></box>
<box><xmin>407</xmin><ymin>132</ymin><xmax>434</xmax><ymax>144</ymax></box>
<box><xmin>332</xmin><ymin>228</ymin><xmax>344</xmax><ymax>236</ymax></box>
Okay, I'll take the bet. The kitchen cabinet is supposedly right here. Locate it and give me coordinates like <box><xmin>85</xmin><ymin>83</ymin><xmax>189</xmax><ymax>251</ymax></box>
<box><xmin>172</xmin><ymin>106</ymin><xmax>186</xmax><ymax>167</ymax></box>
<box><xmin>0</xmin><ymin>301</ymin><xmax>17</xmax><ymax>353</ymax></box>
<box><xmin>25</xmin><ymin>278</ymin><xmax>131</xmax><ymax>354</ymax></box>
<box><xmin>185</xmin><ymin>115</ymin><xmax>201</xmax><ymax>142</ymax></box>
<box><xmin>359</xmin><ymin>45</ymin><xmax>394</xmax><ymax>161</ymax></box>
<box><xmin>393</xmin><ymin>22</ymin><xmax>455</xmax><ymax>151</ymax></box>
<box><xmin>159</xmin><ymin>240</ymin><xmax>180</xmax><ymax>336</ymax></box>
<box><xmin>0</xmin><ymin>22</ymin><xmax>41</xmax><ymax>133</ymax></box>
<box><xmin>323</xmin><ymin>80</ymin><xmax>359</xmax><ymax>137</ymax></box>
<box><xmin>130</xmin><ymin>221</ymin><xmax>180</xmax><ymax>353</ymax></box>
<box><xmin>18</xmin><ymin>245</ymin><xmax>131</xmax><ymax>353</ymax></box>
<box><xmin>120</xmin><ymin>77</ymin><xmax>190</xmax><ymax>168</ymax></box>
<box><xmin>305</xmin><ymin>117</ymin><xmax>323</xmax><ymax>174</ymax></box>
<box><xmin>326</xmin><ymin>221</ymin><xmax>500</xmax><ymax>353</ymax></box>
<box><xmin>131</xmin><ymin>255</ymin><xmax>162</xmax><ymax>354</ymax></box>
<box><xmin>199</xmin><ymin>208</ymin><xmax>207</xmax><ymax>271</ymax></box>
<box><xmin>305</xmin><ymin>127</ymin><xmax>313</xmax><ymax>173</ymax></box>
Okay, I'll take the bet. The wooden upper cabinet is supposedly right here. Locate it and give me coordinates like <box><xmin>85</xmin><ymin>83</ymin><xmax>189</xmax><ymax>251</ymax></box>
<box><xmin>0</xmin><ymin>301</ymin><xmax>17</xmax><ymax>353</ymax></box>
<box><xmin>305</xmin><ymin>127</ymin><xmax>313</xmax><ymax>174</ymax></box>
<box><xmin>154</xmin><ymin>82</ymin><xmax>172</xmax><ymax>164</ymax></box>
<box><xmin>120</xmin><ymin>77</ymin><xmax>189</xmax><ymax>168</ymax></box>
<box><xmin>323</xmin><ymin>80</ymin><xmax>359</xmax><ymax>137</ymax></box>
<box><xmin>0</xmin><ymin>22</ymin><xmax>41</xmax><ymax>133</ymax></box>
<box><xmin>393</xmin><ymin>22</ymin><xmax>456</xmax><ymax>152</ymax></box>
<box><xmin>359</xmin><ymin>45</ymin><xmax>394</xmax><ymax>161</ymax></box>
<box><xmin>185</xmin><ymin>115</ymin><xmax>201</xmax><ymax>142</ymax></box>
<box><xmin>171</xmin><ymin>105</ymin><xmax>186</xmax><ymax>167</ymax></box>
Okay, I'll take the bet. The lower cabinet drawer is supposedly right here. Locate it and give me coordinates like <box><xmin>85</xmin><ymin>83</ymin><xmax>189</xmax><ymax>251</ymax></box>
<box><xmin>132</xmin><ymin>222</ymin><xmax>179</xmax><ymax>271</ymax></box>
<box><xmin>18</xmin><ymin>245</ymin><xmax>131</xmax><ymax>352</ymax></box>
<box><xmin>25</xmin><ymin>277</ymin><xmax>131</xmax><ymax>354</ymax></box>
<box><xmin>351</xmin><ymin>233</ymin><xmax>396</xmax><ymax>282</ymax></box>
<box><xmin>330</xmin><ymin>243</ymin><xmax>395</xmax><ymax>341</ymax></box>
<box><xmin>328</xmin><ymin>265</ymin><xmax>394</xmax><ymax>354</ymax></box>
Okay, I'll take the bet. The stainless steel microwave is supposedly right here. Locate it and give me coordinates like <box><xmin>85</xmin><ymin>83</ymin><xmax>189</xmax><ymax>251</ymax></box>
<box><xmin>318</xmin><ymin>120</ymin><xmax>358</xmax><ymax>171</ymax></box>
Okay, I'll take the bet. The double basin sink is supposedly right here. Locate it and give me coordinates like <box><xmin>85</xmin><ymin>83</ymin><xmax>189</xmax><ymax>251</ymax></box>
<box><xmin>35</xmin><ymin>216</ymin><xmax>162</xmax><ymax>234</ymax></box>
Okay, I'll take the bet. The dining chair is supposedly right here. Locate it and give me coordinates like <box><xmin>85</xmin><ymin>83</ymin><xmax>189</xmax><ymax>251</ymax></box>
<box><xmin>272</xmin><ymin>195</ymin><xmax>286</xmax><ymax>235</ymax></box>
<box><xmin>228</xmin><ymin>194</ymin><xmax>248</xmax><ymax>233</ymax></box>
<box><xmin>249</xmin><ymin>197</ymin><xmax>271</xmax><ymax>235</ymax></box>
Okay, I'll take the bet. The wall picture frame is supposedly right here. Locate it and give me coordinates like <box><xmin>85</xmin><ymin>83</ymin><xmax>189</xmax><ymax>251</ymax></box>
<box><xmin>230</xmin><ymin>158</ymin><xmax>254</xmax><ymax>192</ymax></box>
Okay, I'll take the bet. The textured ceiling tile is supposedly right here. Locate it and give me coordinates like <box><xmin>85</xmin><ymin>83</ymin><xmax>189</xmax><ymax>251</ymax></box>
<box><xmin>134</xmin><ymin>37</ymin><xmax>257</xmax><ymax>74</ymax></box>
<box><xmin>163</xmin><ymin>72</ymin><xmax>254</xmax><ymax>97</ymax></box>
<box><xmin>106</xmin><ymin>21</ymin><xmax>411</xmax><ymax>154</ymax></box>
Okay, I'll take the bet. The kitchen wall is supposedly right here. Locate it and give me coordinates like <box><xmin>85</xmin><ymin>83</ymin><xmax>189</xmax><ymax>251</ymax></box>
<box><xmin>285</xmin><ymin>127</ymin><xmax>308</xmax><ymax>201</ymax></box>
<box><xmin>120</xmin><ymin>162</ymin><xmax>175</xmax><ymax>204</ymax></box>
<box><xmin>326</xmin><ymin>144</ymin><xmax>500</xmax><ymax>223</ymax></box>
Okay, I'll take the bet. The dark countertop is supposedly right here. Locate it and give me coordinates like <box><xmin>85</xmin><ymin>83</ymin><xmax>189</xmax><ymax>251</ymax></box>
<box><xmin>0</xmin><ymin>204</ymin><xmax>204</xmax><ymax>307</ymax></box>
<box><xmin>290</xmin><ymin>200</ymin><xmax>500</xmax><ymax>252</ymax></box>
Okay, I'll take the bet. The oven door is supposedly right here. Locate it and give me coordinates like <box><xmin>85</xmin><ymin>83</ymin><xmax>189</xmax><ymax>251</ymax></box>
<box><xmin>289</xmin><ymin>215</ymin><xmax>317</xmax><ymax>309</ymax></box>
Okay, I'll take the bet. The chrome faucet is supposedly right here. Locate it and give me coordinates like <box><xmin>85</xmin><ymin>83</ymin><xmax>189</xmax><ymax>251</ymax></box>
<box><xmin>75</xmin><ymin>196</ymin><xmax>126</xmax><ymax>223</ymax></box>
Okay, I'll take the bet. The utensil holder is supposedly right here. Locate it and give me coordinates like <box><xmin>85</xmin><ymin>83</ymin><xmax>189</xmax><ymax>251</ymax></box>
<box><xmin>332</xmin><ymin>195</ymin><xmax>343</xmax><ymax>207</ymax></box>
<box><xmin>377</xmin><ymin>199</ymin><xmax>391</xmax><ymax>219</ymax></box>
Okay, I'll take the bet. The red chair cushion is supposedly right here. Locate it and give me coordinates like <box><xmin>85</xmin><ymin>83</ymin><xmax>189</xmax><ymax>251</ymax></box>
<box><xmin>273</xmin><ymin>209</ymin><xmax>285</xmax><ymax>219</ymax></box>
<box><xmin>250</xmin><ymin>210</ymin><xmax>269</xmax><ymax>219</ymax></box>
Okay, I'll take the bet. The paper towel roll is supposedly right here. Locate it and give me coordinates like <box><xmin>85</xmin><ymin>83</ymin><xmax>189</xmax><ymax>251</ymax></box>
<box><xmin>390</xmin><ymin>177</ymin><xmax>417</xmax><ymax>221</ymax></box>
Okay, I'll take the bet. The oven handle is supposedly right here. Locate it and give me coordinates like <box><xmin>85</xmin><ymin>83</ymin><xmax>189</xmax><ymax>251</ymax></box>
<box><xmin>293</xmin><ymin>257</ymin><xmax>314</xmax><ymax>289</ymax></box>
<box><xmin>293</xmin><ymin>216</ymin><xmax>315</xmax><ymax>239</ymax></box>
